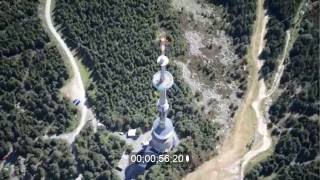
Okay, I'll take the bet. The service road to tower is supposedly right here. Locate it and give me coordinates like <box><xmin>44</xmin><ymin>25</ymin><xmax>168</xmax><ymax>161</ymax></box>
<box><xmin>42</xmin><ymin>0</ymin><xmax>92</xmax><ymax>144</ymax></box>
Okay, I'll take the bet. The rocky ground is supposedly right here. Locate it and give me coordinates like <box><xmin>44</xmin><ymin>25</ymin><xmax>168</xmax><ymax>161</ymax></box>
<box><xmin>172</xmin><ymin>0</ymin><xmax>247</xmax><ymax>137</ymax></box>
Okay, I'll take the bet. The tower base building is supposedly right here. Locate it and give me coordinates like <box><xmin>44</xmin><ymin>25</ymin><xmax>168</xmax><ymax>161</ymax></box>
<box><xmin>150</xmin><ymin>118</ymin><xmax>179</xmax><ymax>153</ymax></box>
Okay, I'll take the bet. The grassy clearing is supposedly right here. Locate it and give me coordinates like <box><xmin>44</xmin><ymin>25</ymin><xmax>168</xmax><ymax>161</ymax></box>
<box><xmin>229</xmin><ymin>0</ymin><xmax>265</xmax><ymax>169</ymax></box>
<box><xmin>75</xmin><ymin>58</ymin><xmax>91</xmax><ymax>88</ymax></box>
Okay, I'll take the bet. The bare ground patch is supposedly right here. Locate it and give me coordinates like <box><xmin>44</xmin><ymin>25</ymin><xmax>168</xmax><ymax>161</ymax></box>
<box><xmin>173</xmin><ymin>0</ymin><xmax>246</xmax><ymax>141</ymax></box>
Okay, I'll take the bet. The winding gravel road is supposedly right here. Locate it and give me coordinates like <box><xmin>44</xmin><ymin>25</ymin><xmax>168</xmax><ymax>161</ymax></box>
<box><xmin>44</xmin><ymin>0</ymin><xmax>88</xmax><ymax>144</ymax></box>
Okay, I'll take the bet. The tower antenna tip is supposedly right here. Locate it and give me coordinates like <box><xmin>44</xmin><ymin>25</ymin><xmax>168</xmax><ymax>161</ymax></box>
<box><xmin>160</xmin><ymin>36</ymin><xmax>166</xmax><ymax>42</ymax></box>
<box><xmin>160</xmin><ymin>35</ymin><xmax>167</xmax><ymax>54</ymax></box>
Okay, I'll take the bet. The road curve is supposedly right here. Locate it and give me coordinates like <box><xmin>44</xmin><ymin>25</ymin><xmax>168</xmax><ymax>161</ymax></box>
<box><xmin>44</xmin><ymin>0</ymin><xmax>88</xmax><ymax>144</ymax></box>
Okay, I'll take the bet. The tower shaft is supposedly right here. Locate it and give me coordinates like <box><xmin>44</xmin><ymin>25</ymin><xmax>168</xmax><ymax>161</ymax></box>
<box><xmin>160</xmin><ymin>65</ymin><xmax>166</xmax><ymax>83</ymax></box>
<box><xmin>159</xmin><ymin>90</ymin><xmax>167</xmax><ymax>127</ymax></box>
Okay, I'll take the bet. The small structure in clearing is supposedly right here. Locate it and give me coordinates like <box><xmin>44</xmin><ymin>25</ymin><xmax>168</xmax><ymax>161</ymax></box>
<box><xmin>127</xmin><ymin>129</ymin><xmax>137</xmax><ymax>138</ymax></box>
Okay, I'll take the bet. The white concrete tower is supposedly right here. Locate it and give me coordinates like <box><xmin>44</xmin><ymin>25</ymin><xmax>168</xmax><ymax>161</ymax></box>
<box><xmin>150</xmin><ymin>37</ymin><xmax>179</xmax><ymax>153</ymax></box>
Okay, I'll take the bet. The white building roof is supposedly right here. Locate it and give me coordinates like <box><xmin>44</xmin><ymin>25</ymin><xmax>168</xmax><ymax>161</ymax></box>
<box><xmin>127</xmin><ymin>129</ymin><xmax>137</xmax><ymax>137</ymax></box>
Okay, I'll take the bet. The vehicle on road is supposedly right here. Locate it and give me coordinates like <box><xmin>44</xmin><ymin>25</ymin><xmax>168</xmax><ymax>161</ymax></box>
<box><xmin>73</xmin><ymin>99</ymin><xmax>81</xmax><ymax>106</ymax></box>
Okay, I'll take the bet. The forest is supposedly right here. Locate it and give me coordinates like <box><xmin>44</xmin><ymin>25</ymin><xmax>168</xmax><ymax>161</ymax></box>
<box><xmin>259</xmin><ymin>0</ymin><xmax>303</xmax><ymax>79</ymax></box>
<box><xmin>245</xmin><ymin>3</ymin><xmax>319</xmax><ymax>179</ymax></box>
<box><xmin>0</xmin><ymin>0</ymin><xmax>77</xmax><ymax>178</ymax></box>
<box><xmin>210</xmin><ymin>0</ymin><xmax>257</xmax><ymax>58</ymax></box>
<box><xmin>74</xmin><ymin>126</ymin><xmax>127</xmax><ymax>179</ymax></box>
<box><xmin>0</xmin><ymin>0</ymin><xmax>125</xmax><ymax>179</ymax></box>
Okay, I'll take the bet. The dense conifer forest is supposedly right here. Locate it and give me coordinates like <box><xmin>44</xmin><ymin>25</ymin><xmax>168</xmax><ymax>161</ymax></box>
<box><xmin>74</xmin><ymin>126</ymin><xmax>126</xmax><ymax>179</ymax></box>
<box><xmin>0</xmin><ymin>0</ymin><xmax>127</xmax><ymax>179</ymax></box>
<box><xmin>0</xmin><ymin>0</ymin><xmax>77</xmax><ymax>178</ymax></box>
<box><xmin>245</xmin><ymin>3</ymin><xmax>320</xmax><ymax>179</ymax></box>
<box><xmin>210</xmin><ymin>0</ymin><xmax>257</xmax><ymax>58</ymax></box>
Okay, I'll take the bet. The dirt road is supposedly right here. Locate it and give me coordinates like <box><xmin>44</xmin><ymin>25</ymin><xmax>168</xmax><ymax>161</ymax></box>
<box><xmin>239</xmin><ymin>30</ymin><xmax>290</xmax><ymax>178</ymax></box>
<box><xmin>43</xmin><ymin>0</ymin><xmax>89</xmax><ymax>144</ymax></box>
<box><xmin>184</xmin><ymin>0</ymin><xmax>269</xmax><ymax>179</ymax></box>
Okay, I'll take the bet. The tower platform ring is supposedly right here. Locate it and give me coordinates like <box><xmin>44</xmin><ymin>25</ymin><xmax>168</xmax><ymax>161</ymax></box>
<box><xmin>152</xmin><ymin>71</ymin><xmax>174</xmax><ymax>90</ymax></box>
<box><xmin>157</xmin><ymin>55</ymin><xmax>169</xmax><ymax>66</ymax></box>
